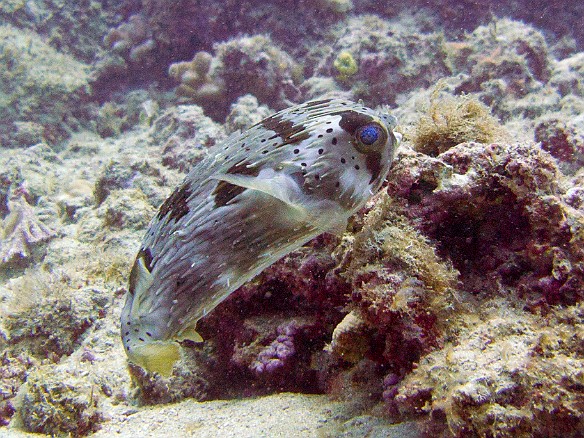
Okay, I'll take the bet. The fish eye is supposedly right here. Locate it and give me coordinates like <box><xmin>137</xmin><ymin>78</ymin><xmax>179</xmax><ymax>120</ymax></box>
<box><xmin>353</xmin><ymin>122</ymin><xmax>387</xmax><ymax>153</ymax></box>
<box><xmin>358</xmin><ymin>124</ymin><xmax>381</xmax><ymax>145</ymax></box>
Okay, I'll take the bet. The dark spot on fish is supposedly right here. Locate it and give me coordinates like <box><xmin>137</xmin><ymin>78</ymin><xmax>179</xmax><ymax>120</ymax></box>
<box><xmin>318</xmin><ymin>148</ymin><xmax>324</xmax><ymax>154</ymax></box>
<box><xmin>293</xmin><ymin>148</ymin><xmax>300</xmax><ymax>154</ymax></box>
<box><xmin>332</xmin><ymin>137</ymin><xmax>337</xmax><ymax>145</ymax></box>
<box><xmin>318</xmin><ymin>134</ymin><xmax>324</xmax><ymax>138</ymax></box>
<box><xmin>355</xmin><ymin>165</ymin><xmax>360</xmax><ymax>170</ymax></box>
<box><xmin>213</xmin><ymin>182</ymin><xmax>246</xmax><ymax>207</ymax></box>
<box><xmin>261</xmin><ymin>114</ymin><xmax>310</xmax><ymax>147</ymax></box>
<box><xmin>315</xmin><ymin>174</ymin><xmax>320</xmax><ymax>180</ymax></box>
<box><xmin>139</xmin><ymin>337</ymin><xmax>145</xmax><ymax>342</ymax></box>
<box><xmin>335</xmin><ymin>181</ymin><xmax>340</xmax><ymax>187</ymax></box>
<box><xmin>341</xmin><ymin>158</ymin><xmax>346</xmax><ymax>163</ymax></box>
<box><xmin>158</xmin><ymin>184</ymin><xmax>191</xmax><ymax>222</ymax></box>
<box><xmin>326</xmin><ymin>128</ymin><xmax>333</xmax><ymax>133</ymax></box>
<box><xmin>333</xmin><ymin>110</ymin><xmax>374</xmax><ymax>136</ymax></box>
<box><xmin>125</xmin><ymin>331</ymin><xmax>129</xmax><ymax>336</ymax></box>
<box><xmin>366</xmin><ymin>152</ymin><xmax>382</xmax><ymax>183</ymax></box>
<box><xmin>146</xmin><ymin>332</ymin><xmax>153</xmax><ymax>337</ymax></box>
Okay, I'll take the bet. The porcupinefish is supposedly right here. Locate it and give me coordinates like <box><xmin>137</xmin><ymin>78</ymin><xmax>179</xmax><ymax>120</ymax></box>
<box><xmin>121</xmin><ymin>98</ymin><xmax>401</xmax><ymax>375</ymax></box>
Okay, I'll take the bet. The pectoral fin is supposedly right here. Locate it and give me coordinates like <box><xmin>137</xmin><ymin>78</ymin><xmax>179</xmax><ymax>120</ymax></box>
<box><xmin>213</xmin><ymin>173</ymin><xmax>308</xmax><ymax>216</ymax></box>
<box><xmin>176</xmin><ymin>326</ymin><xmax>203</xmax><ymax>343</ymax></box>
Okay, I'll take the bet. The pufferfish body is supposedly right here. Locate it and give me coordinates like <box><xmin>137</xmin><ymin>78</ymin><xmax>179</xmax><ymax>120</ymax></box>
<box><xmin>121</xmin><ymin>98</ymin><xmax>400</xmax><ymax>375</ymax></box>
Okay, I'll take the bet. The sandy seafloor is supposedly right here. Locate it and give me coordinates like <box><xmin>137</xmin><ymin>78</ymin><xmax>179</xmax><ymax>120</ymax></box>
<box><xmin>0</xmin><ymin>0</ymin><xmax>583</xmax><ymax>437</ymax></box>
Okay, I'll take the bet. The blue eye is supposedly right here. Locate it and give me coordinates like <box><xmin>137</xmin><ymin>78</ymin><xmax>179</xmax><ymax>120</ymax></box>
<box><xmin>358</xmin><ymin>124</ymin><xmax>381</xmax><ymax>145</ymax></box>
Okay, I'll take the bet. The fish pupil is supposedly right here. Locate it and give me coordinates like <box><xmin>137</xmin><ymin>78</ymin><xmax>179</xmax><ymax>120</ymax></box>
<box><xmin>358</xmin><ymin>125</ymin><xmax>380</xmax><ymax>145</ymax></box>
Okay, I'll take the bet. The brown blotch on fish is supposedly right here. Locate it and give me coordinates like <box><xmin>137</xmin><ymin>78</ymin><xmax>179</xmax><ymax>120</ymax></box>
<box><xmin>365</xmin><ymin>152</ymin><xmax>382</xmax><ymax>184</ymax></box>
<box><xmin>304</xmin><ymin>98</ymin><xmax>333</xmax><ymax>108</ymax></box>
<box><xmin>261</xmin><ymin>115</ymin><xmax>311</xmax><ymax>147</ymax></box>
<box><xmin>213</xmin><ymin>181</ymin><xmax>246</xmax><ymax>207</ymax></box>
<box><xmin>335</xmin><ymin>110</ymin><xmax>374</xmax><ymax>136</ymax></box>
<box><xmin>226</xmin><ymin>161</ymin><xmax>260</xmax><ymax>177</ymax></box>
<box><xmin>158</xmin><ymin>184</ymin><xmax>191</xmax><ymax>222</ymax></box>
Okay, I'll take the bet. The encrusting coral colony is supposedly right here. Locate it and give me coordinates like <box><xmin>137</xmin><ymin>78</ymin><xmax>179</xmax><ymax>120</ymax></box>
<box><xmin>0</xmin><ymin>0</ymin><xmax>583</xmax><ymax>436</ymax></box>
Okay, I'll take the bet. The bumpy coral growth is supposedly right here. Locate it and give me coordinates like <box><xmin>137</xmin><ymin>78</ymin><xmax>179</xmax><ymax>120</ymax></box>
<box><xmin>214</xmin><ymin>35</ymin><xmax>302</xmax><ymax>112</ymax></box>
<box><xmin>168</xmin><ymin>51</ymin><xmax>224</xmax><ymax>108</ymax></box>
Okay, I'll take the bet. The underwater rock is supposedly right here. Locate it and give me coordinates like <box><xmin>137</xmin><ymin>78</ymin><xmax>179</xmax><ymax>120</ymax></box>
<box><xmin>391</xmin><ymin>305</ymin><xmax>584</xmax><ymax>437</ymax></box>
<box><xmin>4</xmin><ymin>290</ymin><xmax>102</xmax><ymax>360</ymax></box>
<box><xmin>224</xmin><ymin>94</ymin><xmax>272</xmax><ymax>134</ymax></box>
<box><xmin>127</xmin><ymin>347</ymin><xmax>213</xmax><ymax>406</ymax></box>
<box><xmin>151</xmin><ymin>105</ymin><xmax>225</xmax><ymax>173</ymax></box>
<box><xmin>387</xmin><ymin>141</ymin><xmax>584</xmax><ymax>307</ymax></box>
<box><xmin>17</xmin><ymin>364</ymin><xmax>104</xmax><ymax>436</ymax></box>
<box><xmin>312</xmin><ymin>14</ymin><xmax>450</xmax><ymax>106</ymax></box>
<box><xmin>535</xmin><ymin>116</ymin><xmax>584</xmax><ymax>174</ymax></box>
<box><xmin>0</xmin><ymin>0</ymin><xmax>121</xmax><ymax>63</ymax></box>
<box><xmin>452</xmin><ymin>18</ymin><xmax>554</xmax><ymax>119</ymax></box>
<box><xmin>214</xmin><ymin>35</ymin><xmax>301</xmax><ymax>117</ymax></box>
<box><xmin>0</xmin><ymin>25</ymin><xmax>90</xmax><ymax>147</ymax></box>
<box><xmin>550</xmin><ymin>52</ymin><xmax>584</xmax><ymax>97</ymax></box>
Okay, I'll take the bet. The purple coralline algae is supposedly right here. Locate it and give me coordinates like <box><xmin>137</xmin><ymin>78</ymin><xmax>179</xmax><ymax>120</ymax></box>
<box><xmin>250</xmin><ymin>323</ymin><xmax>298</xmax><ymax>376</ymax></box>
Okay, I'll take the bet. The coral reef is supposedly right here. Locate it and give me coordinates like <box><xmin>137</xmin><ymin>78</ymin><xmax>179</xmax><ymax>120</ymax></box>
<box><xmin>451</xmin><ymin>18</ymin><xmax>554</xmax><ymax>119</ymax></box>
<box><xmin>224</xmin><ymin>94</ymin><xmax>272</xmax><ymax>133</ymax></box>
<box><xmin>0</xmin><ymin>0</ymin><xmax>583</xmax><ymax>435</ymax></box>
